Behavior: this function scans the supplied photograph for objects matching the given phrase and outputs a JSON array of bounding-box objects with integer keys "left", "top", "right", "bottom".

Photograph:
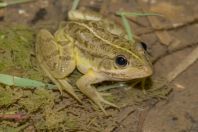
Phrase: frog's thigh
[
  {"left": 36, "top": 29, "right": 80, "bottom": 102},
  {"left": 76, "top": 69, "right": 118, "bottom": 114},
  {"left": 36, "top": 29, "right": 75, "bottom": 77}
]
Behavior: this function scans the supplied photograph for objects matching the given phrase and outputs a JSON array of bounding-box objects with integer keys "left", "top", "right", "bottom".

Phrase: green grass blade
[
  {"left": 71, "top": 0, "right": 80, "bottom": 10},
  {"left": 0, "top": 0, "right": 34, "bottom": 8},
  {"left": 0, "top": 2, "right": 7, "bottom": 8},
  {"left": 116, "top": 11, "right": 162, "bottom": 42},
  {"left": 0, "top": 74, "right": 55, "bottom": 89},
  {"left": 121, "top": 15, "right": 134, "bottom": 42},
  {"left": 116, "top": 11, "right": 162, "bottom": 17},
  {"left": 98, "top": 82, "right": 128, "bottom": 91}
]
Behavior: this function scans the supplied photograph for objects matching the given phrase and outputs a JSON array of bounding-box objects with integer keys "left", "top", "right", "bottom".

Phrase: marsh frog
[{"left": 35, "top": 9, "right": 153, "bottom": 114}]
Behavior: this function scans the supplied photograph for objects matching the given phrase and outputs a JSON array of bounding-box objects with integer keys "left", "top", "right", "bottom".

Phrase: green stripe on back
[{"left": 70, "top": 21, "right": 142, "bottom": 62}]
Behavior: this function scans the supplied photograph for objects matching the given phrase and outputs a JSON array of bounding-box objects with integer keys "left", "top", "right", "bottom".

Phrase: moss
[
  {"left": 0, "top": 88, "right": 14, "bottom": 107},
  {"left": 0, "top": 25, "right": 43, "bottom": 80},
  {"left": 0, "top": 26, "right": 33, "bottom": 68},
  {"left": 105, "top": 94, "right": 117, "bottom": 103},
  {"left": 34, "top": 107, "right": 77, "bottom": 131},
  {"left": 18, "top": 88, "right": 55, "bottom": 113},
  {"left": 0, "top": 123, "right": 29, "bottom": 132},
  {"left": 0, "top": 86, "right": 23, "bottom": 107}
]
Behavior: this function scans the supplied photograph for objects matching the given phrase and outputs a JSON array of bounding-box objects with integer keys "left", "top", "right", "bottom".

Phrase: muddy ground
[{"left": 0, "top": 0, "right": 197, "bottom": 132}]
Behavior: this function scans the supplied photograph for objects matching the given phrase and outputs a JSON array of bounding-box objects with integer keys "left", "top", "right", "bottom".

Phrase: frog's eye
[
  {"left": 140, "top": 42, "right": 147, "bottom": 51},
  {"left": 115, "top": 55, "right": 128, "bottom": 67}
]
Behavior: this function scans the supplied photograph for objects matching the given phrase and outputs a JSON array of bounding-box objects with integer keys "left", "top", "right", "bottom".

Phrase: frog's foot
[
  {"left": 78, "top": 84, "right": 118, "bottom": 115},
  {"left": 58, "top": 79, "right": 82, "bottom": 103},
  {"left": 76, "top": 70, "right": 119, "bottom": 115},
  {"left": 36, "top": 55, "right": 81, "bottom": 103},
  {"left": 93, "top": 91, "right": 119, "bottom": 114}
]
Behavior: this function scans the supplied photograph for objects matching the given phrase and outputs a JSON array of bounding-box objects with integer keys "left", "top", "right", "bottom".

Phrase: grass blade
[
  {"left": 0, "top": 0, "right": 34, "bottom": 8},
  {"left": 116, "top": 11, "right": 162, "bottom": 17},
  {"left": 71, "top": 0, "right": 80, "bottom": 10},
  {"left": 121, "top": 15, "right": 134, "bottom": 42},
  {"left": 0, "top": 74, "right": 55, "bottom": 89}
]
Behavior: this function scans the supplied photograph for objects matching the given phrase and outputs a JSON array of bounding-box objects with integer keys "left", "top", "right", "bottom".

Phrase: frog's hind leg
[
  {"left": 76, "top": 69, "right": 119, "bottom": 115},
  {"left": 36, "top": 29, "right": 81, "bottom": 103}
]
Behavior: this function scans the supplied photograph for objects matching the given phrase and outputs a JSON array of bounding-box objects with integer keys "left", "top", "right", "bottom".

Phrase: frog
[{"left": 35, "top": 8, "right": 153, "bottom": 115}]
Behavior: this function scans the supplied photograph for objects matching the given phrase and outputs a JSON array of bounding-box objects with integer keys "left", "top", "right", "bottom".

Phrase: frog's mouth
[{"left": 103, "top": 66, "right": 153, "bottom": 81}]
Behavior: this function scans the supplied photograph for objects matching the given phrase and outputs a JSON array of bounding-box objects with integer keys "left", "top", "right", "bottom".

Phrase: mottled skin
[{"left": 36, "top": 9, "right": 153, "bottom": 114}]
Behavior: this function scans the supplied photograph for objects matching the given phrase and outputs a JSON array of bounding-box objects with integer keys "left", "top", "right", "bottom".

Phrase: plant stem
[{"left": 0, "top": 0, "right": 33, "bottom": 8}]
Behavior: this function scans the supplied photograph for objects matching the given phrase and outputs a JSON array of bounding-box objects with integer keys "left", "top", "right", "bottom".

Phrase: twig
[
  {"left": 137, "top": 107, "right": 150, "bottom": 132},
  {"left": 0, "top": 113, "right": 29, "bottom": 121},
  {"left": 0, "top": 0, "right": 33, "bottom": 8},
  {"left": 138, "top": 17, "right": 198, "bottom": 35},
  {"left": 153, "top": 42, "right": 197, "bottom": 64},
  {"left": 166, "top": 46, "right": 198, "bottom": 83},
  {"left": 149, "top": 45, "right": 198, "bottom": 93}
]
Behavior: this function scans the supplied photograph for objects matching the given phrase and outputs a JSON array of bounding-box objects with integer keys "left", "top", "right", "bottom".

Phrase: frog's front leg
[{"left": 76, "top": 69, "right": 118, "bottom": 115}]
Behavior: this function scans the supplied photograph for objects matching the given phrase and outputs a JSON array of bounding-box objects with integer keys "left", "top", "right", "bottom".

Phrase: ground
[{"left": 0, "top": 0, "right": 197, "bottom": 132}]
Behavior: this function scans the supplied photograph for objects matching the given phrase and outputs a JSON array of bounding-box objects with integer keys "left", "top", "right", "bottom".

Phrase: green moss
[
  {"left": 19, "top": 88, "right": 55, "bottom": 113},
  {"left": 0, "top": 123, "right": 29, "bottom": 132},
  {"left": 0, "top": 88, "right": 14, "bottom": 107},
  {"left": 0, "top": 86, "right": 22, "bottom": 107},
  {"left": 105, "top": 94, "right": 117, "bottom": 103},
  {"left": 34, "top": 107, "right": 77, "bottom": 131},
  {"left": 0, "top": 25, "right": 43, "bottom": 80},
  {"left": 64, "top": 118, "right": 77, "bottom": 129},
  {"left": 0, "top": 26, "right": 33, "bottom": 68}
]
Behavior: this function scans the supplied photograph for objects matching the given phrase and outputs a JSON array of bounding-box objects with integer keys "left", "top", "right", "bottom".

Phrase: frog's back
[
  {"left": 62, "top": 20, "right": 149, "bottom": 75},
  {"left": 63, "top": 20, "right": 140, "bottom": 59}
]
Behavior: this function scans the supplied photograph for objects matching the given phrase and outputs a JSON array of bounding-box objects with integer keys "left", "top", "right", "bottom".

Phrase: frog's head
[{"left": 101, "top": 41, "right": 153, "bottom": 81}]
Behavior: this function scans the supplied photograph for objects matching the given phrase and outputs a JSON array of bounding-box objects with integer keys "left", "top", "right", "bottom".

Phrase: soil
[{"left": 0, "top": 0, "right": 197, "bottom": 132}]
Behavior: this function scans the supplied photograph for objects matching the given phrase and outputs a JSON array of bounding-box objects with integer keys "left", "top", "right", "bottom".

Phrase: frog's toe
[
  {"left": 62, "top": 86, "right": 82, "bottom": 103},
  {"left": 76, "top": 70, "right": 119, "bottom": 115},
  {"left": 58, "top": 79, "right": 82, "bottom": 103},
  {"left": 57, "top": 86, "right": 63, "bottom": 95},
  {"left": 92, "top": 92, "right": 119, "bottom": 115}
]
